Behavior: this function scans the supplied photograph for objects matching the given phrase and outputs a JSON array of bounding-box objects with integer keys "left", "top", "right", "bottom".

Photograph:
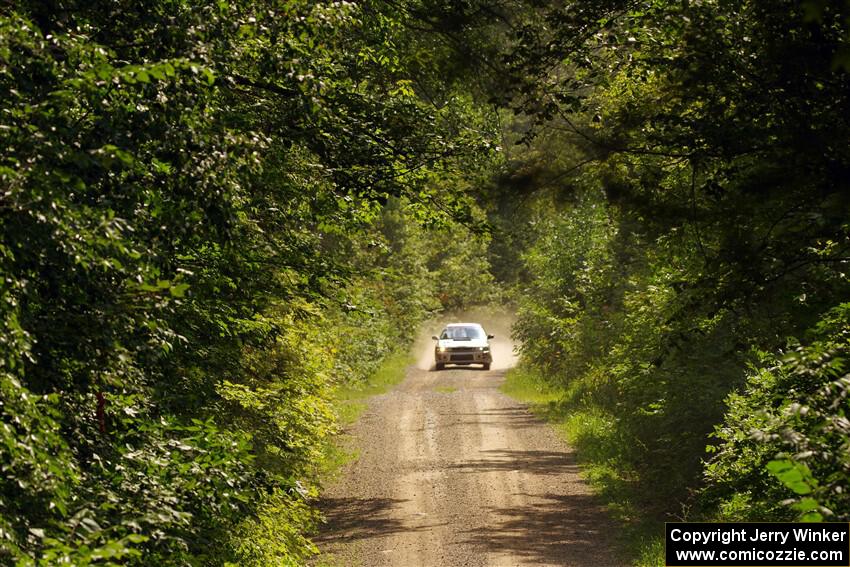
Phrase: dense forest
[{"left": 2, "top": 0, "right": 849, "bottom": 565}]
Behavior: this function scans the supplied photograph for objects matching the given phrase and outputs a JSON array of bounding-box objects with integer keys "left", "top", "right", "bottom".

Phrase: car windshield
[{"left": 440, "top": 326, "right": 485, "bottom": 340}]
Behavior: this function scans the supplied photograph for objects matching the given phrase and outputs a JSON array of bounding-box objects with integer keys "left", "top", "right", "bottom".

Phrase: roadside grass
[
  {"left": 311, "top": 349, "right": 413, "bottom": 567},
  {"left": 501, "top": 365, "right": 665, "bottom": 566},
  {"left": 315, "top": 348, "right": 413, "bottom": 482},
  {"left": 334, "top": 349, "right": 414, "bottom": 425}
]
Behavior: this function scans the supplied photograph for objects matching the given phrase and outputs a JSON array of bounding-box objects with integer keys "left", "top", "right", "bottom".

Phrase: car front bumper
[{"left": 435, "top": 349, "right": 492, "bottom": 365}]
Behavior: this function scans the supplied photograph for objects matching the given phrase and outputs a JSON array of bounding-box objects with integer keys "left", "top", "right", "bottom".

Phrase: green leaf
[
  {"left": 169, "top": 283, "right": 190, "bottom": 298},
  {"left": 767, "top": 460, "right": 817, "bottom": 495},
  {"left": 792, "top": 497, "right": 820, "bottom": 513}
]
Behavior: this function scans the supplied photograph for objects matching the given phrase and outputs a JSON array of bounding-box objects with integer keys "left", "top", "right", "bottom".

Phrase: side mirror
[
  {"left": 432, "top": 335, "right": 439, "bottom": 341},
  {"left": 487, "top": 334, "right": 494, "bottom": 339}
]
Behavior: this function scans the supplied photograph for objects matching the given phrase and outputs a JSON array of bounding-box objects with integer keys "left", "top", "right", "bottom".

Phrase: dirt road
[{"left": 316, "top": 313, "right": 621, "bottom": 566}]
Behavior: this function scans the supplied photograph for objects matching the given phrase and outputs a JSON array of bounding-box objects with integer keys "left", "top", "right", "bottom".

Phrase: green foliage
[
  {"left": 1, "top": 1, "right": 499, "bottom": 564},
  {"left": 231, "top": 489, "right": 320, "bottom": 567},
  {"left": 332, "top": 349, "right": 415, "bottom": 426},
  {"left": 705, "top": 304, "right": 850, "bottom": 523},
  {"left": 484, "top": 0, "right": 850, "bottom": 560},
  {"left": 7, "top": 0, "right": 849, "bottom": 563}
]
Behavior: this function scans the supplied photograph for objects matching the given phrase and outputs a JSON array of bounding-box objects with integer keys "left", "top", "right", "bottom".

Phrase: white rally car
[{"left": 432, "top": 323, "right": 493, "bottom": 371}]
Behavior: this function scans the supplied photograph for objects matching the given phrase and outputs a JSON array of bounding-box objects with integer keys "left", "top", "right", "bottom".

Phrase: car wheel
[
  {"left": 435, "top": 362, "right": 445, "bottom": 371},
  {"left": 483, "top": 363, "right": 491, "bottom": 371}
]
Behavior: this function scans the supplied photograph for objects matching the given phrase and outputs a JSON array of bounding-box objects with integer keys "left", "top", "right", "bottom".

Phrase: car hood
[{"left": 437, "top": 339, "right": 489, "bottom": 348}]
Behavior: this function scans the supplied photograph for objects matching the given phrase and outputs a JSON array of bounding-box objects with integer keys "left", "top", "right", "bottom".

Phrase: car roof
[{"left": 445, "top": 323, "right": 484, "bottom": 327}]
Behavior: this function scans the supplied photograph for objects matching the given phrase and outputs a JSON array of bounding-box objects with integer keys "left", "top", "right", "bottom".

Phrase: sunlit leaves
[{"left": 1, "top": 0, "right": 496, "bottom": 563}]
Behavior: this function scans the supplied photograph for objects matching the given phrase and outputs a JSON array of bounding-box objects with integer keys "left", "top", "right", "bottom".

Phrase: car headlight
[
  {"left": 477, "top": 347, "right": 490, "bottom": 352},
  {"left": 438, "top": 346, "right": 447, "bottom": 353}
]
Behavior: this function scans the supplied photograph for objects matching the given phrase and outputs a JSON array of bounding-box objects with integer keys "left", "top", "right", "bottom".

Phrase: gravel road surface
[{"left": 316, "top": 313, "right": 621, "bottom": 566}]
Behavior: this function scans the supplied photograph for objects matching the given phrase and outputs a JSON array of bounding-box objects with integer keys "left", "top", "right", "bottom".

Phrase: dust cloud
[{"left": 413, "top": 306, "right": 518, "bottom": 371}]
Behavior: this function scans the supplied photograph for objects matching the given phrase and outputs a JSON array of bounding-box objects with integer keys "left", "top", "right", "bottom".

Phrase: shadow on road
[
  {"left": 445, "top": 448, "right": 582, "bottom": 476},
  {"left": 315, "top": 496, "right": 441, "bottom": 544},
  {"left": 438, "top": 405, "right": 556, "bottom": 431},
  {"left": 459, "top": 493, "right": 620, "bottom": 566}
]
